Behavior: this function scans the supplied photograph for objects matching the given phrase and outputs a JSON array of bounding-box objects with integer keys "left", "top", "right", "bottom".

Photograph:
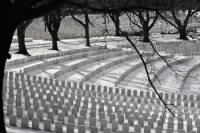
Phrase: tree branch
[
  {"left": 71, "top": 13, "right": 85, "bottom": 26},
  {"left": 124, "top": 34, "right": 176, "bottom": 118},
  {"left": 148, "top": 12, "right": 159, "bottom": 30},
  {"left": 157, "top": 11, "right": 178, "bottom": 29}
]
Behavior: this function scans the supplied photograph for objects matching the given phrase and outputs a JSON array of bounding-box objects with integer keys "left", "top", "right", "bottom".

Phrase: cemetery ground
[{"left": 4, "top": 33, "right": 200, "bottom": 133}]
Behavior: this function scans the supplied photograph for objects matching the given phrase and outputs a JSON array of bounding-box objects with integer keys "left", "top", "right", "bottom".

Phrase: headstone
[
  {"left": 100, "top": 120, "right": 107, "bottom": 130},
  {"left": 178, "top": 122, "right": 184, "bottom": 130},
  {"left": 63, "top": 107, "right": 69, "bottom": 116},
  {"left": 78, "top": 116, "right": 85, "bottom": 125},
  {"left": 21, "top": 117, "right": 29, "bottom": 128},
  {"left": 90, "top": 118, "right": 96, "bottom": 127},
  {"left": 123, "top": 123, "right": 129, "bottom": 133},
  {"left": 33, "top": 99, "right": 40, "bottom": 111},
  {"left": 118, "top": 114, "right": 124, "bottom": 124},
  {"left": 55, "top": 122, "right": 63, "bottom": 133},
  {"left": 168, "top": 122, "right": 174, "bottom": 129},
  {"left": 57, "top": 113, "right": 65, "bottom": 124},
  {"left": 138, "top": 117, "right": 145, "bottom": 127},
  {"left": 52, "top": 105, "right": 58, "bottom": 114},
  {"left": 90, "top": 127, "right": 98, "bottom": 133},
  {"left": 78, "top": 125, "right": 86, "bottom": 133},
  {"left": 44, "top": 119, "right": 51, "bottom": 132},
  {"left": 44, "top": 104, "right": 50, "bottom": 113},
  {"left": 99, "top": 112, "right": 105, "bottom": 120},
  {"left": 10, "top": 115, "right": 17, "bottom": 127},
  {"left": 6, "top": 104, "right": 13, "bottom": 116},
  {"left": 144, "top": 125, "right": 151, "bottom": 133},
  {"left": 148, "top": 118, "right": 154, "bottom": 128},
  {"left": 135, "top": 124, "right": 141, "bottom": 133},
  {"left": 37, "top": 110, "right": 43, "bottom": 121},
  {"left": 187, "top": 124, "right": 193, "bottom": 132},
  {"left": 47, "top": 112, "right": 54, "bottom": 122},
  {"left": 72, "top": 108, "right": 78, "bottom": 117},
  {"left": 16, "top": 106, "right": 23, "bottom": 118},
  {"left": 80, "top": 109, "right": 87, "bottom": 118},
  {"left": 167, "top": 128, "right": 173, "bottom": 133},
  {"left": 109, "top": 114, "right": 115, "bottom": 122},
  {"left": 104, "top": 128, "right": 111, "bottom": 133},
  {"left": 155, "top": 127, "right": 163, "bottom": 133},
  {"left": 7, "top": 98, "right": 14, "bottom": 105},
  {"left": 68, "top": 115, "right": 75, "bottom": 124},
  {"left": 90, "top": 111, "right": 96, "bottom": 118},
  {"left": 32, "top": 118, "right": 40, "bottom": 130},
  {"left": 67, "top": 123, "right": 74, "bottom": 133},
  {"left": 112, "top": 121, "right": 118, "bottom": 132},
  {"left": 16, "top": 98, "right": 22, "bottom": 107}
]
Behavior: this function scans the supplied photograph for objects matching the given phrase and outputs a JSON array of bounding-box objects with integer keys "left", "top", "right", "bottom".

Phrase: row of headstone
[
  {"left": 6, "top": 71, "right": 200, "bottom": 103},
  {"left": 115, "top": 39, "right": 200, "bottom": 56},
  {"left": 6, "top": 46, "right": 104, "bottom": 68},
  {"left": 5, "top": 71, "right": 198, "bottom": 111},
  {"left": 23, "top": 48, "right": 109, "bottom": 73},
  {"left": 5, "top": 74, "right": 200, "bottom": 112},
  {"left": 53, "top": 50, "right": 134, "bottom": 78},
  {"left": 83, "top": 54, "right": 138, "bottom": 81},
  {"left": 6, "top": 88, "right": 199, "bottom": 127},
  {"left": 9, "top": 83, "right": 200, "bottom": 115},
  {"left": 7, "top": 113, "right": 200, "bottom": 133}
]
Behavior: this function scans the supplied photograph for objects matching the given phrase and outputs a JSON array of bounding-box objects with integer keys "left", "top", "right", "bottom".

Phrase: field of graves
[{"left": 5, "top": 14, "right": 200, "bottom": 133}]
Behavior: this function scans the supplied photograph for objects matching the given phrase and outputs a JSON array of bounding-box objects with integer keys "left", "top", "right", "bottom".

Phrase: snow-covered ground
[
  {"left": 7, "top": 36, "right": 200, "bottom": 93},
  {"left": 5, "top": 35, "right": 200, "bottom": 133}
]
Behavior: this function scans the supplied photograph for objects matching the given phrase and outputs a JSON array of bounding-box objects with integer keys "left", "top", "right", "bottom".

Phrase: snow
[{"left": 5, "top": 35, "right": 200, "bottom": 133}]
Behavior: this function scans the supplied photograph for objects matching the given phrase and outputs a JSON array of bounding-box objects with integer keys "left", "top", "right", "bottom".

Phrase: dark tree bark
[
  {"left": 16, "top": 20, "right": 32, "bottom": 56},
  {"left": 0, "top": 20, "right": 17, "bottom": 133},
  {"left": 179, "top": 28, "right": 188, "bottom": 40},
  {"left": 84, "top": 11, "right": 90, "bottom": 47},
  {"left": 143, "top": 28, "right": 150, "bottom": 42},
  {"left": 115, "top": 16, "right": 120, "bottom": 36},
  {"left": 51, "top": 32, "right": 59, "bottom": 50}
]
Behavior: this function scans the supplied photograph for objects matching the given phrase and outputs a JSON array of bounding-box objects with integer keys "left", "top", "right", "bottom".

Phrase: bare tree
[
  {"left": 158, "top": 9, "right": 197, "bottom": 40},
  {"left": 16, "top": 20, "right": 32, "bottom": 55},
  {"left": 128, "top": 10, "right": 158, "bottom": 42},
  {"left": 109, "top": 10, "right": 121, "bottom": 36},
  {"left": 71, "top": 8, "right": 92, "bottom": 47},
  {"left": 44, "top": 9, "right": 64, "bottom": 51}
]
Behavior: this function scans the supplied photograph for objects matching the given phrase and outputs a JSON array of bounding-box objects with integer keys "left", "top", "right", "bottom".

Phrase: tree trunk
[
  {"left": 85, "top": 26, "right": 90, "bottom": 47},
  {"left": 85, "top": 14, "right": 90, "bottom": 47},
  {"left": 50, "top": 32, "right": 59, "bottom": 51},
  {"left": 143, "top": 29, "right": 150, "bottom": 42},
  {"left": 0, "top": 22, "right": 17, "bottom": 133},
  {"left": 16, "top": 28, "right": 30, "bottom": 56},
  {"left": 115, "top": 13, "right": 120, "bottom": 36},
  {"left": 179, "top": 28, "right": 188, "bottom": 40}
]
